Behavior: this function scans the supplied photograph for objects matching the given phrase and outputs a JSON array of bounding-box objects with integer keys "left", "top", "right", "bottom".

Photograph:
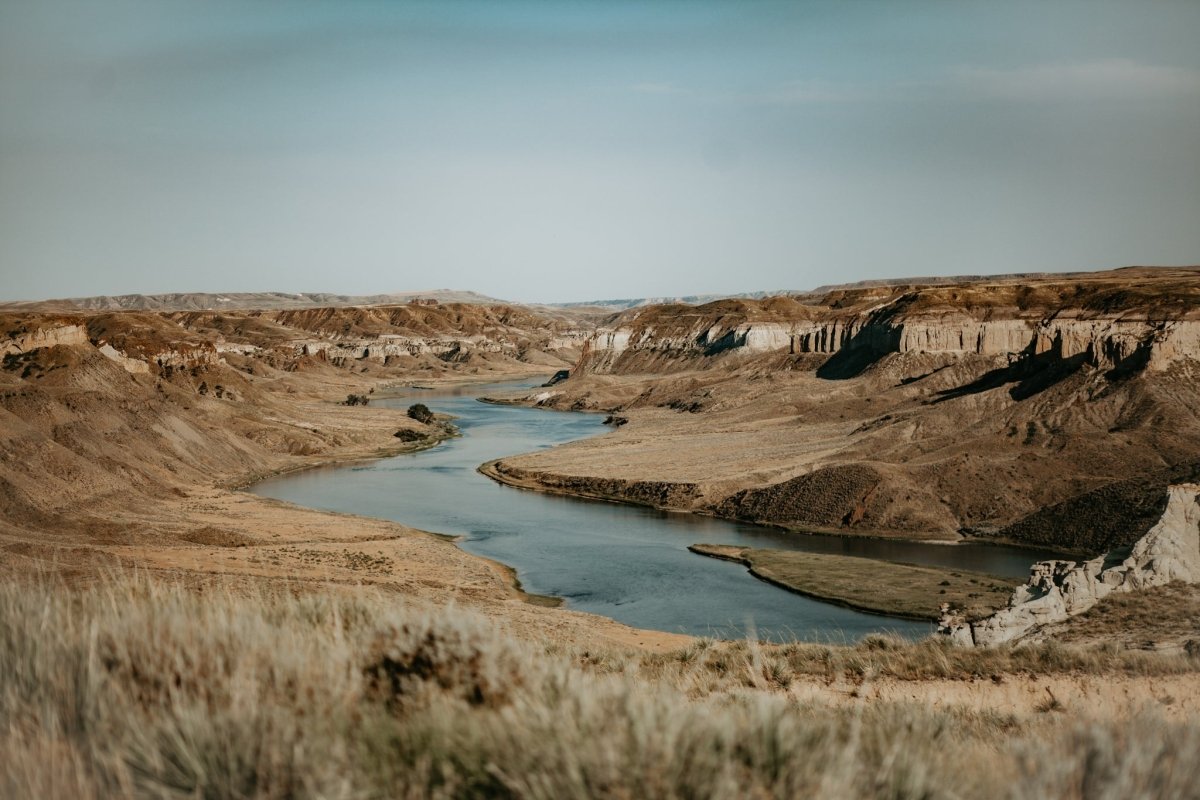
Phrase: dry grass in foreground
[{"left": 2, "top": 573, "right": 1200, "bottom": 799}]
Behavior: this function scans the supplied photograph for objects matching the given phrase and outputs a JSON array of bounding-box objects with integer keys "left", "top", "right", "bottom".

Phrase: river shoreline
[
  {"left": 0, "top": 361, "right": 685, "bottom": 651},
  {"left": 479, "top": 457, "right": 1077, "bottom": 558},
  {"left": 689, "top": 545, "right": 934, "bottom": 621},
  {"left": 222, "top": 374, "right": 579, "bottom": 612},
  {"left": 688, "top": 544, "right": 1018, "bottom": 622},
  {"left": 225, "top": 371, "right": 551, "bottom": 491},
  {"left": 226, "top": 419, "right": 459, "bottom": 491},
  {"left": 250, "top": 380, "right": 1057, "bottom": 639}
]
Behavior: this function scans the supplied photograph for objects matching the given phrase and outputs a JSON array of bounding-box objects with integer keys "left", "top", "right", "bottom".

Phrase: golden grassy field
[{"left": 3, "top": 572, "right": 1200, "bottom": 799}]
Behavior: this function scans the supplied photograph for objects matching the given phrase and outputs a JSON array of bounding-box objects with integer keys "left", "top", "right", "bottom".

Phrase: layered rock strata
[
  {"left": 940, "top": 484, "right": 1200, "bottom": 646},
  {"left": 295, "top": 335, "right": 516, "bottom": 365},
  {"left": 2, "top": 303, "right": 583, "bottom": 382},
  {"left": 584, "top": 315, "right": 1200, "bottom": 374},
  {"left": 576, "top": 277, "right": 1200, "bottom": 377},
  {"left": 0, "top": 323, "right": 90, "bottom": 354}
]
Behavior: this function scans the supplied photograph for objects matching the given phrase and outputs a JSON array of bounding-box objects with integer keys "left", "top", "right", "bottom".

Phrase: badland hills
[
  {"left": 6, "top": 266, "right": 1200, "bottom": 797},
  {"left": 5, "top": 266, "right": 1199, "bottom": 570}
]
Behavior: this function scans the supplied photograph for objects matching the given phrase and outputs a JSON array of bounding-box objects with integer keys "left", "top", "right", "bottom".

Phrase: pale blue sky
[{"left": 2, "top": 0, "right": 1198, "bottom": 302}]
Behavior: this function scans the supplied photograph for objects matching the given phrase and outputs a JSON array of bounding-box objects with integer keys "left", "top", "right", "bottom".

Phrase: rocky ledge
[
  {"left": 939, "top": 484, "right": 1200, "bottom": 646},
  {"left": 573, "top": 271, "right": 1200, "bottom": 378}
]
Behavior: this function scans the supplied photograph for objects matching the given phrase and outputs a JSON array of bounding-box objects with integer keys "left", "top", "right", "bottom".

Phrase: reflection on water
[{"left": 249, "top": 379, "right": 1053, "bottom": 642}]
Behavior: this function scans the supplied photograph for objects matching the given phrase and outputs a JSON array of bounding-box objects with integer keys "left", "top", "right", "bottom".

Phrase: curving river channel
[{"left": 250, "top": 379, "right": 1058, "bottom": 642}]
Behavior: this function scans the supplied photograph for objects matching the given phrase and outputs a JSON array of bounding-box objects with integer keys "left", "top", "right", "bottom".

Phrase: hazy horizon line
[{"left": 5, "top": 262, "right": 1198, "bottom": 308}]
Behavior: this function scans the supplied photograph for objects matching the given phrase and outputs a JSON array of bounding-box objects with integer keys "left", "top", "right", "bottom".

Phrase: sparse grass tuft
[{"left": 364, "top": 612, "right": 530, "bottom": 707}]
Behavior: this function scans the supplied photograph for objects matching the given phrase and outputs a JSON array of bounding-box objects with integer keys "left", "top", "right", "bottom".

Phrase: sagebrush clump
[{"left": 408, "top": 403, "right": 434, "bottom": 424}]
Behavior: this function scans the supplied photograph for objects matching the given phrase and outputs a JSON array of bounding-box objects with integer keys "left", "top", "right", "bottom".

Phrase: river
[{"left": 249, "top": 379, "right": 1057, "bottom": 642}]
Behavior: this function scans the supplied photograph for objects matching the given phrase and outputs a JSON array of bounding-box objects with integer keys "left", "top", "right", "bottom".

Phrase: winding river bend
[{"left": 250, "top": 379, "right": 1057, "bottom": 642}]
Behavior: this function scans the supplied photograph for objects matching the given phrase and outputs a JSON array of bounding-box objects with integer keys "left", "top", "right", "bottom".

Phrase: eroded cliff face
[
  {"left": 576, "top": 274, "right": 1200, "bottom": 378},
  {"left": 1, "top": 317, "right": 213, "bottom": 376},
  {"left": 2, "top": 303, "right": 582, "bottom": 393},
  {"left": 0, "top": 323, "right": 90, "bottom": 355},
  {"left": 167, "top": 304, "right": 588, "bottom": 372},
  {"left": 940, "top": 484, "right": 1200, "bottom": 647},
  {"left": 0, "top": 304, "right": 585, "bottom": 388}
]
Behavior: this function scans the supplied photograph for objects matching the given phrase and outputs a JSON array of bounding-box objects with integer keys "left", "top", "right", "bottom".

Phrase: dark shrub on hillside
[
  {"left": 407, "top": 403, "right": 434, "bottom": 424},
  {"left": 714, "top": 464, "right": 882, "bottom": 528}
]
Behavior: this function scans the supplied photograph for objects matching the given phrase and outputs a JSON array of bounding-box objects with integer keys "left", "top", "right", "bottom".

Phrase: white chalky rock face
[
  {"left": 293, "top": 335, "right": 518, "bottom": 364},
  {"left": 884, "top": 317, "right": 1004, "bottom": 355},
  {"left": 578, "top": 302, "right": 1200, "bottom": 375},
  {"left": 97, "top": 343, "right": 151, "bottom": 374},
  {"left": 737, "top": 324, "right": 793, "bottom": 352},
  {"left": 3, "top": 322, "right": 232, "bottom": 374},
  {"left": 1150, "top": 321, "right": 1200, "bottom": 370},
  {"left": 0, "top": 324, "right": 90, "bottom": 356},
  {"left": 939, "top": 484, "right": 1200, "bottom": 647},
  {"left": 214, "top": 342, "right": 261, "bottom": 355},
  {"left": 601, "top": 330, "right": 631, "bottom": 353}
]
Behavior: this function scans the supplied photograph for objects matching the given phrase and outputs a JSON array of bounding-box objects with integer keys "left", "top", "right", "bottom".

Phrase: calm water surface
[{"left": 250, "top": 379, "right": 1056, "bottom": 642}]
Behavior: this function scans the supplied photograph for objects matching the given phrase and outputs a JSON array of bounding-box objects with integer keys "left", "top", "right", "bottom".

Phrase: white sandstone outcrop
[
  {"left": 595, "top": 329, "right": 631, "bottom": 353},
  {"left": 579, "top": 299, "right": 1200, "bottom": 375},
  {"left": 294, "top": 334, "right": 518, "bottom": 365},
  {"left": 939, "top": 484, "right": 1200, "bottom": 646},
  {"left": 1148, "top": 321, "right": 1200, "bottom": 370},
  {"left": 896, "top": 318, "right": 1034, "bottom": 356},
  {"left": 97, "top": 343, "right": 151, "bottom": 374},
  {"left": 214, "top": 342, "right": 262, "bottom": 356},
  {"left": 736, "top": 323, "right": 793, "bottom": 352},
  {"left": 1, "top": 324, "right": 90, "bottom": 356},
  {"left": 0, "top": 323, "right": 218, "bottom": 374},
  {"left": 149, "top": 345, "right": 220, "bottom": 369}
]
